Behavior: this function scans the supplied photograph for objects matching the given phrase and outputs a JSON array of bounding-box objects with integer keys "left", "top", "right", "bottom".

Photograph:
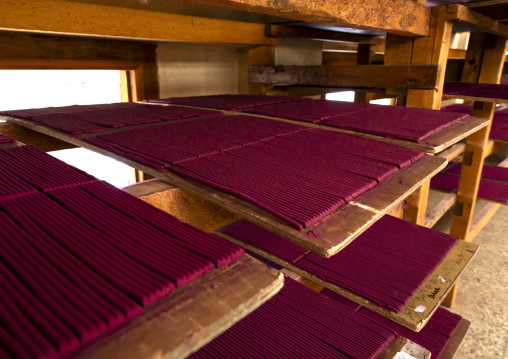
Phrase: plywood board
[
  {"left": 213, "top": 227, "right": 479, "bottom": 332},
  {"left": 77, "top": 255, "right": 283, "bottom": 359}
]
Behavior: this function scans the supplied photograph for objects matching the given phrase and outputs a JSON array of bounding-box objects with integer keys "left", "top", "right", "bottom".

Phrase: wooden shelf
[
  {"left": 377, "top": 338, "right": 431, "bottom": 359},
  {"left": 447, "top": 4, "right": 508, "bottom": 39},
  {"left": 76, "top": 255, "right": 283, "bottom": 359},
  {"left": 2, "top": 114, "right": 447, "bottom": 257},
  {"left": 213, "top": 226, "right": 479, "bottom": 332}
]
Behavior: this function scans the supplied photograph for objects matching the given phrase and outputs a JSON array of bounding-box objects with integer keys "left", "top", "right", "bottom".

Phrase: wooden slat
[
  {"left": 442, "top": 92, "right": 508, "bottom": 103},
  {"left": 123, "top": 180, "right": 240, "bottom": 232},
  {"left": 265, "top": 25, "right": 381, "bottom": 44},
  {"left": 437, "top": 142, "right": 466, "bottom": 161},
  {"left": 213, "top": 227, "right": 479, "bottom": 332},
  {"left": 425, "top": 192, "right": 457, "bottom": 228},
  {"left": 2, "top": 114, "right": 447, "bottom": 257},
  {"left": 77, "top": 255, "right": 283, "bottom": 359},
  {"left": 0, "top": 122, "right": 75, "bottom": 152},
  {"left": 440, "top": 318, "right": 472, "bottom": 359},
  {"left": 0, "top": 0, "right": 274, "bottom": 46},
  {"left": 447, "top": 4, "right": 508, "bottom": 39},
  {"left": 181, "top": 0, "right": 430, "bottom": 36},
  {"left": 248, "top": 65, "right": 439, "bottom": 89}
]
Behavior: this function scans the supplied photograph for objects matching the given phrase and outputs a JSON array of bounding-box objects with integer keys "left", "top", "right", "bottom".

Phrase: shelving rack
[{"left": 2, "top": 0, "right": 504, "bottom": 357}]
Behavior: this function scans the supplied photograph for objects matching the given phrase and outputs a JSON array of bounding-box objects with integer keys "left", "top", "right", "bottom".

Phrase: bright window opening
[{"left": 1, "top": 70, "right": 132, "bottom": 188}]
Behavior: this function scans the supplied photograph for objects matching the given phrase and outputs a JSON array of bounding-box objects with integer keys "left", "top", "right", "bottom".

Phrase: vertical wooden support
[
  {"left": 443, "top": 34, "right": 507, "bottom": 307},
  {"left": 384, "top": 6, "right": 452, "bottom": 225},
  {"left": 248, "top": 46, "right": 276, "bottom": 95},
  {"left": 354, "top": 44, "right": 374, "bottom": 103}
]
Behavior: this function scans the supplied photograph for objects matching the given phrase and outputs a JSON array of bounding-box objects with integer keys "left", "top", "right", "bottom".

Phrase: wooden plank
[
  {"left": 248, "top": 65, "right": 439, "bottom": 89},
  {"left": 0, "top": 0, "right": 274, "bottom": 46},
  {"left": 2, "top": 115, "right": 447, "bottom": 257},
  {"left": 436, "top": 142, "right": 466, "bottom": 161},
  {"left": 265, "top": 25, "right": 381, "bottom": 44},
  {"left": 440, "top": 318, "right": 472, "bottom": 359},
  {"left": 0, "top": 122, "right": 75, "bottom": 152},
  {"left": 266, "top": 86, "right": 389, "bottom": 98},
  {"left": 484, "top": 139, "right": 507, "bottom": 157},
  {"left": 425, "top": 192, "right": 457, "bottom": 228},
  {"left": 77, "top": 255, "right": 283, "bottom": 359},
  {"left": 123, "top": 180, "right": 240, "bottom": 232},
  {"left": 181, "top": 0, "right": 430, "bottom": 36},
  {"left": 213, "top": 228, "right": 479, "bottom": 332},
  {"left": 447, "top": 4, "right": 508, "bottom": 39}
]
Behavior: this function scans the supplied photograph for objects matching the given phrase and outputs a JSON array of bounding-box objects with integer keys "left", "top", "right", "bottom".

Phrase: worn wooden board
[
  {"left": 77, "top": 255, "right": 283, "bottom": 359},
  {"left": 213, "top": 227, "right": 479, "bottom": 332},
  {"left": 0, "top": 122, "right": 76, "bottom": 152},
  {"left": 249, "top": 65, "right": 439, "bottom": 90},
  {"left": 2, "top": 114, "right": 447, "bottom": 257},
  {"left": 181, "top": 0, "right": 430, "bottom": 36}
]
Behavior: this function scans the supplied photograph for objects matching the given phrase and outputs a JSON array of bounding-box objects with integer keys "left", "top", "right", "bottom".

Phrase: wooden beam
[
  {"left": 0, "top": 0, "right": 274, "bottom": 46},
  {"left": 425, "top": 192, "right": 457, "bottom": 228},
  {"left": 248, "top": 65, "right": 439, "bottom": 89},
  {"left": 265, "top": 25, "right": 381, "bottom": 44},
  {"left": 0, "top": 122, "right": 75, "bottom": 152},
  {"left": 182, "top": 0, "right": 430, "bottom": 36},
  {"left": 0, "top": 32, "right": 157, "bottom": 62},
  {"left": 123, "top": 180, "right": 240, "bottom": 232},
  {"left": 447, "top": 4, "right": 508, "bottom": 39},
  {"left": 0, "top": 58, "right": 141, "bottom": 70}
]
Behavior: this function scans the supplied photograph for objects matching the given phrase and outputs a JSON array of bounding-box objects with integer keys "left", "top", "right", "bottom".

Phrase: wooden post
[
  {"left": 443, "top": 34, "right": 507, "bottom": 307},
  {"left": 384, "top": 6, "right": 453, "bottom": 225}
]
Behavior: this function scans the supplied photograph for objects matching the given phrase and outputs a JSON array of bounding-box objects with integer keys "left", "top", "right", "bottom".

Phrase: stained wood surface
[
  {"left": 213, "top": 228, "right": 479, "bottom": 332},
  {"left": 123, "top": 180, "right": 240, "bottom": 232},
  {"left": 77, "top": 255, "right": 284, "bottom": 359},
  {"left": 2, "top": 114, "right": 446, "bottom": 257},
  {"left": 447, "top": 4, "right": 508, "bottom": 38},
  {"left": 0, "top": 0, "right": 274, "bottom": 46},
  {"left": 181, "top": 0, "right": 430, "bottom": 36},
  {"left": 249, "top": 65, "right": 439, "bottom": 89}
]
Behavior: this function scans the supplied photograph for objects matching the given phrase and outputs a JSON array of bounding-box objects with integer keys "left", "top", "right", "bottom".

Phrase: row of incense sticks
[
  {"left": 189, "top": 278, "right": 463, "bottom": 359},
  {"left": 430, "top": 163, "right": 508, "bottom": 203},
  {"left": 87, "top": 116, "right": 423, "bottom": 230},
  {"left": 443, "top": 82, "right": 508, "bottom": 101},
  {"left": 0, "top": 102, "right": 219, "bottom": 134},
  {"left": 0, "top": 145, "right": 243, "bottom": 359},
  {"left": 152, "top": 95, "right": 467, "bottom": 143},
  {"left": 223, "top": 215, "right": 459, "bottom": 312}
]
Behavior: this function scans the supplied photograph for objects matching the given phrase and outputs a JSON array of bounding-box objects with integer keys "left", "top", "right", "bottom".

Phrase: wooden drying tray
[
  {"left": 2, "top": 114, "right": 447, "bottom": 257},
  {"left": 142, "top": 103, "right": 490, "bottom": 155},
  {"left": 213, "top": 223, "right": 479, "bottom": 332},
  {"left": 75, "top": 255, "right": 283, "bottom": 359},
  {"left": 440, "top": 318, "right": 472, "bottom": 359}
]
